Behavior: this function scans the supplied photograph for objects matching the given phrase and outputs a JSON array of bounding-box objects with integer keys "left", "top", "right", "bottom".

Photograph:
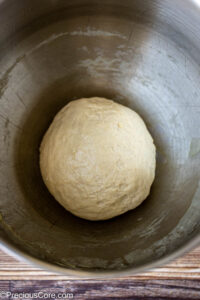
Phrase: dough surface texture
[{"left": 40, "top": 97, "right": 156, "bottom": 220}]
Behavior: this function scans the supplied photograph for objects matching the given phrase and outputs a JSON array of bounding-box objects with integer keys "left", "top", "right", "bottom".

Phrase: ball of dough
[{"left": 40, "top": 97, "right": 156, "bottom": 221}]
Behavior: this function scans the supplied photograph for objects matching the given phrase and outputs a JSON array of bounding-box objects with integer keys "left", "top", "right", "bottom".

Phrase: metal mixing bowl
[{"left": 0, "top": 0, "right": 200, "bottom": 277}]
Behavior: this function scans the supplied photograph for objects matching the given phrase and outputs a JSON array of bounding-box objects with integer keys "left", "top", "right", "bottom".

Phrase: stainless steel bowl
[{"left": 0, "top": 0, "right": 200, "bottom": 277}]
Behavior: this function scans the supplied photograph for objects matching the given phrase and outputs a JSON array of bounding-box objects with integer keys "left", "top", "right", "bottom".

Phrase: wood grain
[
  {"left": 0, "top": 247, "right": 200, "bottom": 299},
  {"left": 0, "top": 279, "right": 200, "bottom": 299}
]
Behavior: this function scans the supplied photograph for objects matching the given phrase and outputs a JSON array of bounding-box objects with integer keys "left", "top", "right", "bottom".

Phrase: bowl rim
[
  {"left": 0, "top": 0, "right": 200, "bottom": 278},
  {"left": 0, "top": 232, "right": 199, "bottom": 278}
]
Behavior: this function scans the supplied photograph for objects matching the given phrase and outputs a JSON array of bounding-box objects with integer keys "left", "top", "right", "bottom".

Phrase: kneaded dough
[{"left": 40, "top": 97, "right": 156, "bottom": 221}]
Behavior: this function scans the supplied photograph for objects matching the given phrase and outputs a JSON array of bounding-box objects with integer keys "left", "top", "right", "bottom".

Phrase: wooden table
[{"left": 0, "top": 246, "right": 200, "bottom": 299}]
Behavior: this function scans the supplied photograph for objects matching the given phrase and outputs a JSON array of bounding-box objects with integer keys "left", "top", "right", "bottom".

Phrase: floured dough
[{"left": 40, "top": 97, "right": 156, "bottom": 220}]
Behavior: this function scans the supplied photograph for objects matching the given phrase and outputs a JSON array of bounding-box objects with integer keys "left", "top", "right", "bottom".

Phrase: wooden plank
[
  {"left": 0, "top": 279, "right": 199, "bottom": 299},
  {"left": 0, "top": 247, "right": 200, "bottom": 299}
]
